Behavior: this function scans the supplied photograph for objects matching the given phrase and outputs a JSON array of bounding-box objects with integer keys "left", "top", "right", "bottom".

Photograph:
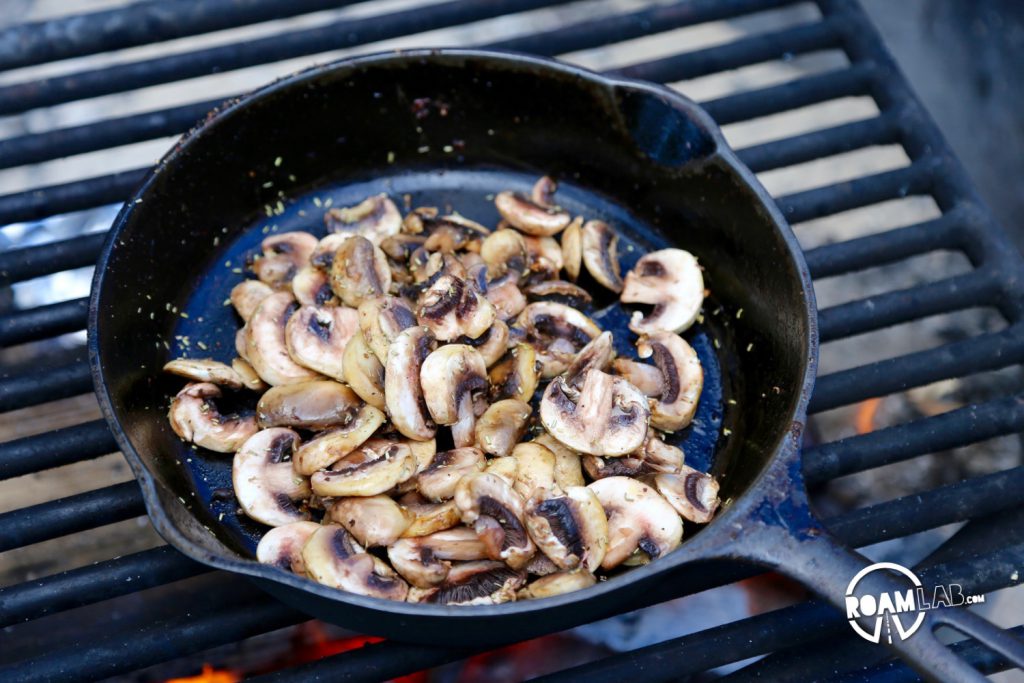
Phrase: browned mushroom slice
[
  {"left": 399, "top": 497, "right": 462, "bottom": 537},
  {"left": 311, "top": 441, "right": 416, "bottom": 497},
  {"left": 235, "top": 327, "right": 250, "bottom": 361},
  {"left": 232, "top": 357, "right": 268, "bottom": 391},
  {"left": 388, "top": 526, "right": 489, "bottom": 588},
  {"left": 454, "top": 472, "right": 536, "bottom": 569},
  {"left": 324, "top": 193, "right": 402, "bottom": 245},
  {"left": 420, "top": 344, "right": 489, "bottom": 447},
  {"left": 581, "top": 454, "right": 646, "bottom": 480},
  {"left": 479, "top": 270, "right": 527, "bottom": 321},
  {"left": 637, "top": 332, "right": 703, "bottom": 432},
  {"left": 654, "top": 468, "right": 721, "bottom": 524},
  {"left": 163, "top": 358, "right": 246, "bottom": 390},
  {"left": 230, "top": 280, "right": 275, "bottom": 322},
  {"left": 257, "top": 380, "right": 361, "bottom": 430},
  {"left": 292, "top": 265, "right": 337, "bottom": 306},
  {"left": 329, "top": 235, "right": 393, "bottom": 307},
  {"left": 581, "top": 220, "right": 623, "bottom": 292},
  {"left": 292, "top": 404, "right": 386, "bottom": 475},
  {"left": 245, "top": 292, "right": 323, "bottom": 386},
  {"left": 232, "top": 428, "right": 311, "bottom": 527},
  {"left": 256, "top": 520, "right": 320, "bottom": 574},
  {"left": 310, "top": 233, "right": 349, "bottom": 270},
  {"left": 384, "top": 326, "right": 437, "bottom": 441},
  {"left": 380, "top": 233, "right": 428, "bottom": 262},
  {"left": 510, "top": 442, "right": 557, "bottom": 500},
  {"left": 302, "top": 524, "right": 409, "bottom": 601},
  {"left": 560, "top": 217, "right": 583, "bottom": 282},
  {"left": 621, "top": 248, "right": 705, "bottom": 334},
  {"left": 251, "top": 232, "right": 318, "bottom": 288},
  {"left": 525, "top": 279, "right": 592, "bottom": 309},
  {"left": 523, "top": 235, "right": 564, "bottom": 282},
  {"left": 532, "top": 433, "right": 585, "bottom": 489},
  {"left": 284, "top": 305, "right": 359, "bottom": 381},
  {"left": 407, "top": 560, "right": 525, "bottom": 605},
  {"left": 168, "top": 382, "right": 258, "bottom": 453},
  {"left": 357, "top": 295, "right": 418, "bottom": 364},
  {"left": 417, "top": 274, "right": 495, "bottom": 341},
  {"left": 458, "top": 318, "right": 509, "bottom": 368},
  {"left": 475, "top": 399, "right": 531, "bottom": 457},
  {"left": 563, "top": 330, "right": 615, "bottom": 388},
  {"left": 640, "top": 433, "right": 685, "bottom": 474},
  {"left": 409, "top": 250, "right": 467, "bottom": 289},
  {"left": 495, "top": 191, "right": 571, "bottom": 236},
  {"left": 415, "top": 447, "right": 486, "bottom": 501},
  {"left": 525, "top": 552, "right": 560, "bottom": 577},
  {"left": 489, "top": 343, "right": 541, "bottom": 402},
  {"left": 515, "top": 302, "right": 600, "bottom": 378},
  {"left": 517, "top": 569, "right": 596, "bottom": 600},
  {"left": 587, "top": 476, "right": 682, "bottom": 569},
  {"left": 421, "top": 213, "right": 491, "bottom": 252},
  {"left": 540, "top": 369, "right": 649, "bottom": 456},
  {"left": 611, "top": 358, "right": 664, "bottom": 396},
  {"left": 342, "top": 330, "right": 386, "bottom": 410},
  {"left": 327, "top": 495, "right": 412, "bottom": 547},
  {"left": 480, "top": 228, "right": 529, "bottom": 277},
  {"left": 402, "top": 206, "right": 439, "bottom": 234},
  {"left": 530, "top": 175, "right": 558, "bottom": 208}
]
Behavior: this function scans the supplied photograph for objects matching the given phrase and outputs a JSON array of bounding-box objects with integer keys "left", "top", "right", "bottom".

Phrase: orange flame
[
  {"left": 165, "top": 664, "right": 239, "bottom": 683},
  {"left": 855, "top": 397, "right": 883, "bottom": 435}
]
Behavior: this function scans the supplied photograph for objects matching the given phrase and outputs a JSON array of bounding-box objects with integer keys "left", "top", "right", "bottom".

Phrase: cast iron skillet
[{"left": 88, "top": 49, "right": 1022, "bottom": 680}]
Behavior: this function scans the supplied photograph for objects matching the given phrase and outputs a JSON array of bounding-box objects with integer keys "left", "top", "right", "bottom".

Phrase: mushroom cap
[
  {"left": 488, "top": 343, "right": 540, "bottom": 402},
  {"left": 284, "top": 304, "right": 360, "bottom": 381},
  {"left": 292, "top": 404, "right": 386, "bottom": 475},
  {"left": 532, "top": 433, "right": 585, "bottom": 489},
  {"left": 415, "top": 447, "right": 486, "bottom": 502},
  {"left": 407, "top": 560, "right": 525, "bottom": 605},
  {"left": 387, "top": 526, "right": 488, "bottom": 588},
  {"left": 454, "top": 472, "right": 536, "bottom": 569},
  {"left": 420, "top": 344, "right": 488, "bottom": 447},
  {"left": 230, "top": 280, "right": 274, "bottom": 322},
  {"left": 480, "top": 228, "right": 529, "bottom": 277},
  {"left": 560, "top": 217, "right": 583, "bottom": 282},
  {"left": 357, "top": 295, "right": 418, "bottom": 364},
  {"left": 232, "top": 428, "right": 312, "bottom": 527},
  {"left": 324, "top": 194, "right": 402, "bottom": 245},
  {"left": 621, "top": 248, "right": 705, "bottom": 334},
  {"left": 531, "top": 176, "right": 559, "bottom": 208},
  {"left": 416, "top": 274, "right": 495, "bottom": 341},
  {"left": 517, "top": 569, "right": 596, "bottom": 600},
  {"left": 475, "top": 399, "right": 532, "bottom": 457},
  {"left": 587, "top": 476, "right": 683, "bottom": 569},
  {"left": 302, "top": 524, "right": 409, "bottom": 600},
  {"left": 168, "top": 382, "right": 258, "bottom": 453},
  {"left": 292, "top": 265, "right": 337, "bottom": 306},
  {"left": 384, "top": 326, "right": 437, "bottom": 441},
  {"left": 654, "top": 468, "right": 721, "bottom": 524},
  {"left": 245, "top": 292, "right": 324, "bottom": 386},
  {"left": 328, "top": 494, "right": 412, "bottom": 547},
  {"left": 510, "top": 442, "right": 557, "bottom": 500},
  {"left": 637, "top": 332, "right": 704, "bottom": 432},
  {"left": 329, "top": 235, "right": 393, "bottom": 307},
  {"left": 163, "top": 358, "right": 246, "bottom": 390},
  {"left": 256, "top": 380, "right": 362, "bottom": 430},
  {"left": 495, "top": 191, "right": 571, "bottom": 237},
  {"left": 342, "top": 330, "right": 386, "bottom": 410},
  {"left": 515, "top": 302, "right": 600, "bottom": 378},
  {"left": 310, "top": 440, "right": 417, "bottom": 497},
  {"left": 524, "top": 486, "right": 608, "bottom": 572},
  {"left": 539, "top": 369, "right": 650, "bottom": 456},
  {"left": 232, "top": 357, "right": 268, "bottom": 391},
  {"left": 581, "top": 220, "right": 623, "bottom": 292},
  {"left": 252, "top": 232, "right": 318, "bottom": 288},
  {"left": 256, "top": 520, "right": 320, "bottom": 575}
]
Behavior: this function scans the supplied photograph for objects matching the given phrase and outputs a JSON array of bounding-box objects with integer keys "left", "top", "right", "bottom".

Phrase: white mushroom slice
[
  {"left": 564, "top": 330, "right": 615, "bottom": 388},
  {"left": 357, "top": 295, "right": 418, "bottom": 364},
  {"left": 232, "top": 428, "right": 311, "bottom": 527},
  {"left": 581, "top": 220, "right": 623, "bottom": 292},
  {"left": 163, "top": 358, "right": 245, "bottom": 390},
  {"left": 459, "top": 319, "right": 509, "bottom": 368},
  {"left": 168, "top": 382, "right": 258, "bottom": 453},
  {"left": 420, "top": 345, "right": 489, "bottom": 448},
  {"left": 540, "top": 369, "right": 649, "bottom": 456},
  {"left": 292, "top": 405, "right": 386, "bottom": 475},
  {"left": 284, "top": 305, "right": 360, "bottom": 381},
  {"left": 483, "top": 456, "right": 518, "bottom": 484},
  {"left": 654, "top": 468, "right": 721, "bottom": 524},
  {"left": 292, "top": 265, "right": 337, "bottom": 306},
  {"left": 480, "top": 228, "right": 529, "bottom": 277},
  {"left": 588, "top": 476, "right": 683, "bottom": 569},
  {"left": 455, "top": 472, "right": 536, "bottom": 569},
  {"left": 251, "top": 232, "right": 318, "bottom": 288},
  {"left": 480, "top": 270, "right": 527, "bottom": 321},
  {"left": 510, "top": 442, "right": 557, "bottom": 500},
  {"left": 416, "top": 274, "right": 495, "bottom": 341},
  {"left": 256, "top": 520, "right": 320, "bottom": 575},
  {"left": 489, "top": 343, "right": 540, "bottom": 402},
  {"left": 235, "top": 327, "right": 250, "bottom": 361},
  {"left": 495, "top": 191, "right": 571, "bottom": 236},
  {"left": 532, "top": 433, "right": 585, "bottom": 489},
  {"left": 230, "top": 280, "right": 274, "bottom": 322},
  {"left": 310, "top": 233, "right": 350, "bottom": 270},
  {"left": 311, "top": 441, "right": 416, "bottom": 497},
  {"left": 525, "top": 485, "right": 608, "bottom": 572},
  {"left": 400, "top": 498, "right": 462, "bottom": 537},
  {"left": 416, "top": 447, "right": 486, "bottom": 501},
  {"left": 342, "top": 330, "right": 386, "bottom": 410},
  {"left": 245, "top": 292, "right": 323, "bottom": 386},
  {"left": 302, "top": 524, "right": 409, "bottom": 601},
  {"left": 256, "top": 380, "right": 362, "bottom": 430},
  {"left": 388, "top": 527, "right": 488, "bottom": 588},
  {"left": 641, "top": 433, "right": 685, "bottom": 474},
  {"left": 407, "top": 438, "right": 437, "bottom": 474},
  {"left": 384, "top": 326, "right": 437, "bottom": 441},
  {"left": 324, "top": 194, "right": 402, "bottom": 245},
  {"left": 407, "top": 560, "right": 525, "bottom": 605},
  {"left": 523, "top": 235, "right": 564, "bottom": 282},
  {"left": 621, "top": 248, "right": 705, "bottom": 334},
  {"left": 329, "top": 235, "right": 393, "bottom": 307},
  {"left": 420, "top": 213, "right": 491, "bottom": 253},
  {"left": 637, "top": 332, "right": 703, "bottom": 432},
  {"left": 524, "top": 279, "right": 592, "bottom": 309},
  {"left": 232, "top": 357, "right": 267, "bottom": 391},
  {"left": 517, "top": 569, "right": 596, "bottom": 600},
  {"left": 328, "top": 495, "right": 412, "bottom": 547},
  {"left": 612, "top": 358, "right": 664, "bottom": 396},
  {"left": 475, "top": 399, "right": 531, "bottom": 457},
  {"left": 515, "top": 302, "right": 600, "bottom": 378},
  {"left": 530, "top": 175, "right": 558, "bottom": 208},
  {"left": 560, "top": 217, "right": 583, "bottom": 282}
]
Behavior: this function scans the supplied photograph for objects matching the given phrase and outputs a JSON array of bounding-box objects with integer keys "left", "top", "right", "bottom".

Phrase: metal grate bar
[
  {"left": 0, "top": 356, "right": 93, "bottom": 412},
  {"left": 0, "top": 297, "right": 88, "bottom": 347},
  {"left": 0, "top": 168, "right": 144, "bottom": 227},
  {"left": 0, "top": 232, "right": 106, "bottom": 286},
  {"left": 0, "top": 481, "right": 142, "bottom": 552},
  {"left": 0, "top": 419, "right": 116, "bottom": 481}
]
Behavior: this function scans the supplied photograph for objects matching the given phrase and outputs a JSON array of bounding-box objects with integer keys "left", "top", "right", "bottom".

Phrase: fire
[
  {"left": 165, "top": 664, "right": 239, "bottom": 683},
  {"left": 855, "top": 397, "right": 883, "bottom": 435}
]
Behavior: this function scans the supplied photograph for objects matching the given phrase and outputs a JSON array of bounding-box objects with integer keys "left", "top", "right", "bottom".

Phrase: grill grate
[{"left": 1, "top": 0, "right": 1022, "bottom": 680}]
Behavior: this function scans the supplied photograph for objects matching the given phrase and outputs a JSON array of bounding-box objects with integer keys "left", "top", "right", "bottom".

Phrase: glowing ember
[
  {"left": 165, "top": 663, "right": 239, "bottom": 683},
  {"left": 855, "top": 397, "right": 883, "bottom": 435}
]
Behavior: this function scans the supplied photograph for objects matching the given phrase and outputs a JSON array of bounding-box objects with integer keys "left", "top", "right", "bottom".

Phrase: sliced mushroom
[
  {"left": 388, "top": 526, "right": 488, "bottom": 588},
  {"left": 384, "top": 326, "right": 437, "bottom": 441},
  {"left": 235, "top": 327, "right": 250, "bottom": 360},
  {"left": 517, "top": 569, "right": 596, "bottom": 600},
  {"left": 510, "top": 442, "right": 557, "bottom": 500},
  {"left": 292, "top": 266, "right": 337, "bottom": 306},
  {"left": 564, "top": 330, "right": 615, "bottom": 388},
  {"left": 523, "top": 235, "right": 565, "bottom": 282},
  {"left": 458, "top": 319, "right": 509, "bottom": 368},
  {"left": 560, "top": 217, "right": 583, "bottom": 282},
  {"left": 540, "top": 369, "right": 649, "bottom": 456},
  {"left": 342, "top": 330, "right": 386, "bottom": 410},
  {"left": 637, "top": 332, "right": 703, "bottom": 432},
  {"left": 454, "top": 472, "right": 535, "bottom": 569},
  {"left": 257, "top": 380, "right": 361, "bottom": 430},
  {"left": 407, "top": 438, "right": 437, "bottom": 474},
  {"left": 581, "top": 454, "right": 646, "bottom": 480},
  {"left": 324, "top": 194, "right": 402, "bottom": 245},
  {"left": 483, "top": 456, "right": 518, "bottom": 484},
  {"left": 641, "top": 433, "right": 685, "bottom": 474},
  {"left": 475, "top": 399, "right": 531, "bottom": 457},
  {"left": 245, "top": 292, "right": 323, "bottom": 386},
  {"left": 407, "top": 560, "right": 524, "bottom": 605},
  {"left": 489, "top": 343, "right": 540, "bottom": 402},
  {"left": 164, "top": 358, "right": 246, "bottom": 390},
  {"left": 654, "top": 468, "right": 720, "bottom": 524},
  {"left": 480, "top": 228, "right": 528, "bottom": 277},
  {"left": 311, "top": 440, "right": 416, "bottom": 497},
  {"left": 480, "top": 270, "right": 527, "bottom": 321},
  {"left": 284, "top": 305, "right": 360, "bottom": 381},
  {"left": 310, "top": 233, "right": 349, "bottom": 270},
  {"left": 380, "top": 233, "right": 428, "bottom": 263},
  {"left": 532, "top": 433, "right": 585, "bottom": 489},
  {"left": 415, "top": 447, "right": 486, "bottom": 501},
  {"left": 417, "top": 274, "right": 495, "bottom": 341},
  {"left": 251, "top": 232, "right": 318, "bottom": 288},
  {"left": 168, "top": 382, "right": 258, "bottom": 453},
  {"left": 400, "top": 497, "right": 462, "bottom": 537},
  {"left": 410, "top": 250, "right": 467, "bottom": 288},
  {"left": 588, "top": 476, "right": 682, "bottom": 569},
  {"left": 621, "top": 248, "right": 705, "bottom": 334},
  {"left": 357, "top": 295, "right": 418, "bottom": 364},
  {"left": 530, "top": 175, "right": 558, "bottom": 208},
  {"left": 495, "top": 191, "right": 571, "bottom": 236},
  {"left": 515, "top": 302, "right": 600, "bottom": 378},
  {"left": 232, "top": 428, "right": 311, "bottom": 526},
  {"left": 612, "top": 358, "right": 664, "bottom": 396},
  {"left": 581, "top": 220, "right": 623, "bottom": 292},
  {"left": 525, "top": 552, "right": 560, "bottom": 577},
  {"left": 329, "top": 235, "right": 393, "bottom": 307},
  {"left": 328, "top": 495, "right": 412, "bottom": 546},
  {"left": 292, "top": 405, "right": 386, "bottom": 475},
  {"left": 302, "top": 524, "right": 409, "bottom": 600},
  {"left": 231, "top": 279, "right": 274, "bottom": 322},
  {"left": 421, "top": 213, "right": 491, "bottom": 253},
  {"left": 525, "top": 280, "right": 592, "bottom": 309},
  {"left": 420, "top": 345, "right": 488, "bottom": 448},
  {"left": 256, "top": 520, "right": 320, "bottom": 575},
  {"left": 232, "top": 357, "right": 268, "bottom": 391}
]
